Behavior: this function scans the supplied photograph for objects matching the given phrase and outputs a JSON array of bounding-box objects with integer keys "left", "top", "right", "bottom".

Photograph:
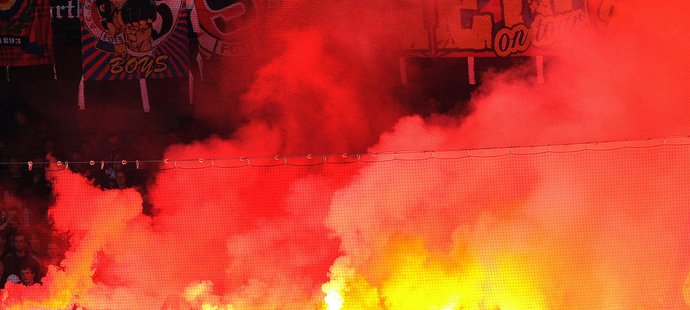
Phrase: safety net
[{"left": 2, "top": 138, "right": 689, "bottom": 309}]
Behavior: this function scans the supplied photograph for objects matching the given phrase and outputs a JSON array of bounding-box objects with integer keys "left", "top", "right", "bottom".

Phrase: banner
[
  {"left": 192, "top": 0, "right": 279, "bottom": 58},
  {"left": 0, "top": 0, "right": 54, "bottom": 66},
  {"left": 80, "top": 0, "right": 189, "bottom": 80},
  {"left": 399, "top": 0, "right": 615, "bottom": 57}
]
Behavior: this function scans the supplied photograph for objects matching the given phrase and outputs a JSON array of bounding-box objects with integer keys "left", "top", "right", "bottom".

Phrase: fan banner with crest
[
  {"left": 192, "top": 0, "right": 285, "bottom": 58},
  {"left": 80, "top": 0, "right": 188, "bottom": 80}
]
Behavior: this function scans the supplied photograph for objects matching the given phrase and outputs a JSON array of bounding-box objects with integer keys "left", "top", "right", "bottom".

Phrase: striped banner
[{"left": 80, "top": 0, "right": 188, "bottom": 80}]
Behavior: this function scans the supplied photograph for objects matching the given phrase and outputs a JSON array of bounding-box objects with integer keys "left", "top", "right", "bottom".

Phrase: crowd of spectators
[
  {"left": 0, "top": 102, "right": 181, "bottom": 287},
  {"left": 0, "top": 213, "right": 67, "bottom": 287}
]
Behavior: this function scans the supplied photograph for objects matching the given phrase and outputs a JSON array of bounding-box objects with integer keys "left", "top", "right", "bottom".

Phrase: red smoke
[
  {"left": 6, "top": 0, "right": 690, "bottom": 309},
  {"left": 436, "top": 0, "right": 690, "bottom": 149}
]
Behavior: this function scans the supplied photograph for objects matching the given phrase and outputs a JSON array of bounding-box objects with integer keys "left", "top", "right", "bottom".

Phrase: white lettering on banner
[
  {"left": 50, "top": 1, "right": 81, "bottom": 19},
  {"left": 1, "top": 37, "right": 21, "bottom": 45},
  {"left": 99, "top": 32, "right": 125, "bottom": 45}
]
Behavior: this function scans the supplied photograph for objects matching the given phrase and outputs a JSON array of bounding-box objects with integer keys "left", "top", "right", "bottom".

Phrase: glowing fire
[{"left": 322, "top": 237, "right": 546, "bottom": 310}]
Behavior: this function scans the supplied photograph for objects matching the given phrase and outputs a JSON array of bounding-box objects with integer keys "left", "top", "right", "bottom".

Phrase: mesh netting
[{"left": 3, "top": 140, "right": 690, "bottom": 309}]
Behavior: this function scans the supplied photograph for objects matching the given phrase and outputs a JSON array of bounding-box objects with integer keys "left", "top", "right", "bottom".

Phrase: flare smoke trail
[{"left": 6, "top": 0, "right": 690, "bottom": 309}]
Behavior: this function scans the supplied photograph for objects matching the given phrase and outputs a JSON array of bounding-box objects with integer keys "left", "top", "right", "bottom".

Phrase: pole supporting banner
[
  {"left": 536, "top": 55, "right": 545, "bottom": 84},
  {"left": 139, "top": 79, "right": 150, "bottom": 113},
  {"left": 78, "top": 76, "right": 85, "bottom": 110},
  {"left": 468, "top": 57, "right": 476, "bottom": 85},
  {"left": 189, "top": 71, "right": 194, "bottom": 105},
  {"left": 399, "top": 56, "right": 408, "bottom": 86},
  {"left": 196, "top": 53, "right": 205, "bottom": 82}
]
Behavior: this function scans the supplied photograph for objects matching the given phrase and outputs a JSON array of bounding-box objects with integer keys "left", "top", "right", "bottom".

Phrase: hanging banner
[
  {"left": 192, "top": 0, "right": 280, "bottom": 58},
  {"left": 0, "top": 0, "right": 54, "bottom": 66},
  {"left": 80, "top": 0, "right": 189, "bottom": 80},
  {"left": 400, "top": 0, "right": 614, "bottom": 57}
]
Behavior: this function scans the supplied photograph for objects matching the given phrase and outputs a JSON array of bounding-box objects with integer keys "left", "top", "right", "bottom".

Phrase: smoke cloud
[
  {"left": 321, "top": 0, "right": 690, "bottom": 309},
  {"left": 6, "top": 0, "right": 690, "bottom": 309}
]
